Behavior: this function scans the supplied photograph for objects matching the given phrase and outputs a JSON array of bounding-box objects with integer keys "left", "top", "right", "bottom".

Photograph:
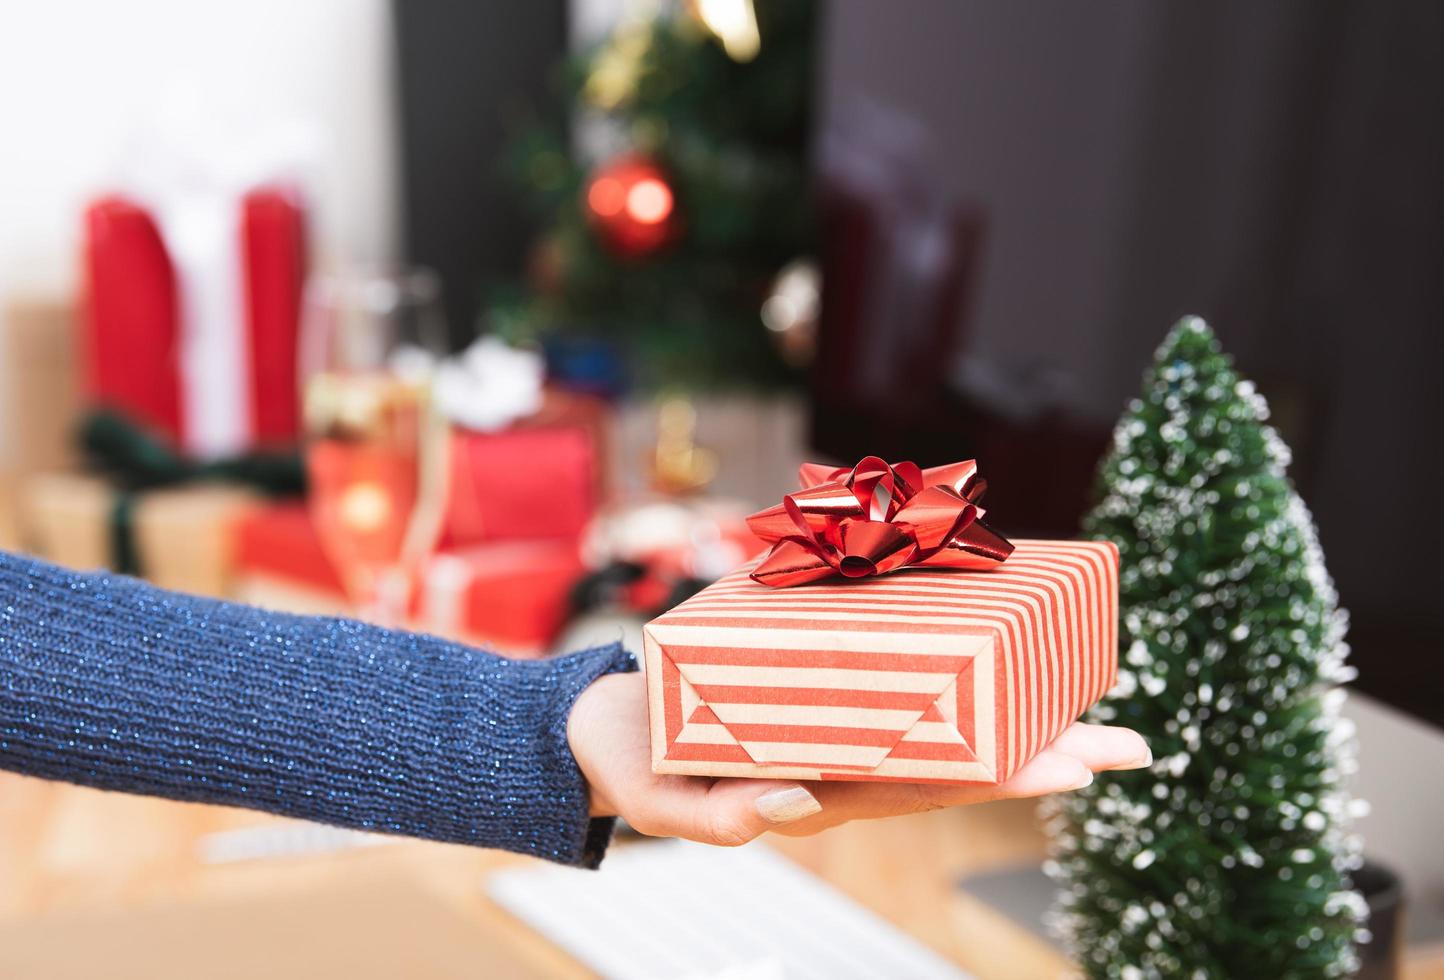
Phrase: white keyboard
[
  {"left": 487, "top": 838, "right": 970, "bottom": 980},
  {"left": 198, "top": 821, "right": 387, "bottom": 864}
]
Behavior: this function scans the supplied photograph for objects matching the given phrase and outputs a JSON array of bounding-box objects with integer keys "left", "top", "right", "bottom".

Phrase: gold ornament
[{"left": 650, "top": 396, "right": 718, "bottom": 496}]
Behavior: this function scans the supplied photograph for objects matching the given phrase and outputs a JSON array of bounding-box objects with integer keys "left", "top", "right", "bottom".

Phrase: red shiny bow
[{"left": 746, "top": 457, "right": 1014, "bottom": 588}]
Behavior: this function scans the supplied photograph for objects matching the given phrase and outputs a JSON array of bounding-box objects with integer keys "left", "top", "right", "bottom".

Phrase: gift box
[
  {"left": 644, "top": 539, "right": 1117, "bottom": 784},
  {"left": 0, "top": 297, "right": 82, "bottom": 482},
  {"left": 440, "top": 389, "right": 608, "bottom": 546},
  {"left": 81, "top": 187, "right": 306, "bottom": 457},
  {"left": 644, "top": 457, "right": 1118, "bottom": 785},
  {"left": 20, "top": 473, "right": 259, "bottom": 598},
  {"left": 234, "top": 503, "right": 586, "bottom": 655}
]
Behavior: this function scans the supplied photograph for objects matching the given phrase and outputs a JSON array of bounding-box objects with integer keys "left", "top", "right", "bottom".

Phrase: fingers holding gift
[
  {"left": 625, "top": 779, "right": 823, "bottom": 847},
  {"left": 760, "top": 780, "right": 931, "bottom": 836},
  {"left": 1044, "top": 722, "right": 1152, "bottom": 773},
  {"left": 915, "top": 726, "right": 1150, "bottom": 809},
  {"left": 878, "top": 751, "right": 1094, "bottom": 813},
  {"left": 764, "top": 724, "right": 1151, "bottom": 834},
  {"left": 641, "top": 722, "right": 1152, "bottom": 842}
]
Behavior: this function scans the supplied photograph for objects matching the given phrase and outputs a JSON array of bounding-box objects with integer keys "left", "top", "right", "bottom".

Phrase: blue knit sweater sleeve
[{"left": 0, "top": 550, "right": 636, "bottom": 868}]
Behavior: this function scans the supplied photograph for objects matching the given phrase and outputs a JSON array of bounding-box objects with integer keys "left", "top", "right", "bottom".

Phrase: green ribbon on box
[{"left": 78, "top": 410, "right": 306, "bottom": 575}]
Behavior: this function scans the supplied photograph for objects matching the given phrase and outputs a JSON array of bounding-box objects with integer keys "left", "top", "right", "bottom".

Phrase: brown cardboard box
[
  {"left": 21, "top": 473, "right": 258, "bottom": 598},
  {"left": 1, "top": 297, "right": 82, "bottom": 479}
]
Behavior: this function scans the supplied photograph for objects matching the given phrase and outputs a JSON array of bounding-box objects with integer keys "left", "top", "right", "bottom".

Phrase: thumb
[{"left": 673, "top": 780, "right": 823, "bottom": 847}]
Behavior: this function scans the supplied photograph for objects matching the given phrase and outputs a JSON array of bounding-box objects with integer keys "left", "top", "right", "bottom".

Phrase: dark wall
[
  {"left": 392, "top": 0, "right": 568, "bottom": 347},
  {"left": 820, "top": 0, "right": 1444, "bottom": 726}
]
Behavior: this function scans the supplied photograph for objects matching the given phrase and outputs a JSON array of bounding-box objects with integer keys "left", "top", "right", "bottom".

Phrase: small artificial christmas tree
[
  {"left": 1047, "top": 318, "right": 1367, "bottom": 978},
  {"left": 489, "top": 0, "right": 817, "bottom": 390}
]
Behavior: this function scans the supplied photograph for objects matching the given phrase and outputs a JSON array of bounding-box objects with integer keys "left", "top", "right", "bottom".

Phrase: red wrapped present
[
  {"left": 234, "top": 501, "right": 342, "bottom": 592},
  {"left": 643, "top": 459, "right": 1118, "bottom": 784},
  {"left": 81, "top": 187, "right": 305, "bottom": 456},
  {"left": 419, "top": 540, "right": 584, "bottom": 651},
  {"left": 234, "top": 503, "right": 584, "bottom": 656},
  {"left": 440, "top": 390, "right": 607, "bottom": 547}
]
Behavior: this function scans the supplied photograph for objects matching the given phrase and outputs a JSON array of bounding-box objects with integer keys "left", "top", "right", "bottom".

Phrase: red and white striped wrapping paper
[{"left": 643, "top": 539, "right": 1118, "bottom": 785}]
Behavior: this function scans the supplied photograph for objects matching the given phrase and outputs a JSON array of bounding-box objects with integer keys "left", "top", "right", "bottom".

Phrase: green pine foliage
[
  {"left": 489, "top": 0, "right": 817, "bottom": 390},
  {"left": 1046, "top": 318, "right": 1367, "bottom": 978}
]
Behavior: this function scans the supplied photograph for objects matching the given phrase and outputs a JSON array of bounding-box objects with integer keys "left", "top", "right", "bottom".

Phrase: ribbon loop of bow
[{"left": 746, "top": 457, "right": 1014, "bottom": 588}]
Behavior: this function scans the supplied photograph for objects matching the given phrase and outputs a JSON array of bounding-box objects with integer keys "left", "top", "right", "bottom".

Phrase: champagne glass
[{"left": 299, "top": 267, "right": 449, "bottom": 625}]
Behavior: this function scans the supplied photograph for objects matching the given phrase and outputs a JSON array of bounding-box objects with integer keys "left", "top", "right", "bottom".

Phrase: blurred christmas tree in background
[
  {"left": 1047, "top": 318, "right": 1367, "bottom": 978},
  {"left": 488, "top": 0, "right": 818, "bottom": 391}
]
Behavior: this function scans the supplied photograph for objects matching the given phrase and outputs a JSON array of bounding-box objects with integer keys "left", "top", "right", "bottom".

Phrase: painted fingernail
[
  {"left": 755, "top": 786, "right": 822, "bottom": 824},
  {"left": 1112, "top": 747, "right": 1153, "bottom": 771}
]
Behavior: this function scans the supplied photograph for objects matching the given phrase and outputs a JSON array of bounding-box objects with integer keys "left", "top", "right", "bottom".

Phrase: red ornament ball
[{"left": 584, "top": 155, "right": 678, "bottom": 258}]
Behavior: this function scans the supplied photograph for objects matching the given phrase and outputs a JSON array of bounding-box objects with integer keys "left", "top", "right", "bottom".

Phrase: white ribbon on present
[
  {"left": 433, "top": 337, "right": 546, "bottom": 432},
  {"left": 157, "top": 192, "right": 251, "bottom": 457},
  {"left": 113, "top": 96, "right": 317, "bottom": 457}
]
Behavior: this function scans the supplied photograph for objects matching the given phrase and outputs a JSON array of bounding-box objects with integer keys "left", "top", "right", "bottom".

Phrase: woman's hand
[{"left": 567, "top": 670, "right": 1150, "bottom": 847}]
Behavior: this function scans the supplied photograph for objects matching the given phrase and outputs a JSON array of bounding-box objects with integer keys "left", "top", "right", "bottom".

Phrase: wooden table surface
[
  {"left": 4, "top": 774, "right": 1440, "bottom": 979},
  {"left": 0, "top": 772, "right": 1064, "bottom": 979}
]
